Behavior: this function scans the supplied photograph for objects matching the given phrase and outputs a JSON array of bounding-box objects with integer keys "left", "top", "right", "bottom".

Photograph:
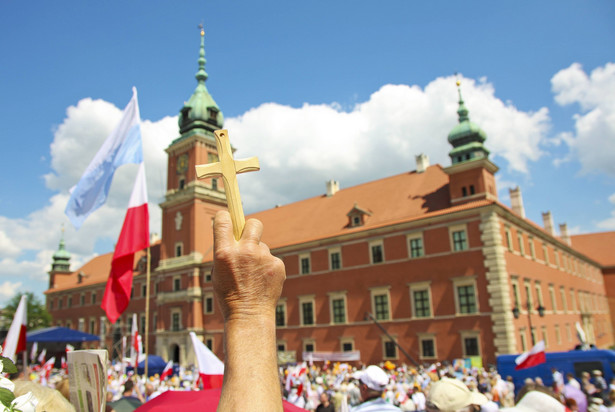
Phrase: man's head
[
  {"left": 123, "top": 379, "right": 134, "bottom": 395},
  {"left": 426, "top": 377, "right": 488, "bottom": 412},
  {"left": 357, "top": 365, "right": 389, "bottom": 401}
]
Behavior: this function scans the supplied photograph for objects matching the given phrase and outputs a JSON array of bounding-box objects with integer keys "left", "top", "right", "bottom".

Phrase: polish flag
[
  {"left": 189, "top": 332, "right": 224, "bottom": 389},
  {"left": 30, "top": 342, "right": 38, "bottom": 363},
  {"left": 43, "top": 356, "right": 56, "bottom": 379},
  {"left": 515, "top": 340, "right": 546, "bottom": 370},
  {"left": 66, "top": 344, "right": 74, "bottom": 353},
  {"left": 160, "top": 360, "right": 174, "bottom": 380},
  {"left": 101, "top": 162, "right": 149, "bottom": 323},
  {"left": 130, "top": 314, "right": 143, "bottom": 371},
  {"left": 2, "top": 295, "right": 27, "bottom": 362},
  {"left": 61, "top": 356, "right": 67, "bottom": 371},
  {"left": 37, "top": 348, "right": 47, "bottom": 364}
]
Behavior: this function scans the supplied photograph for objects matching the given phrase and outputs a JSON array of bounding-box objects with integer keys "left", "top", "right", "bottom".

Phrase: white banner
[{"left": 302, "top": 351, "right": 361, "bottom": 362}]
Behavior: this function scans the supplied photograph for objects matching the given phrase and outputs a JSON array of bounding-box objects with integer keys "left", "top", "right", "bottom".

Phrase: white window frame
[
  {"left": 459, "top": 330, "right": 481, "bottom": 358},
  {"left": 549, "top": 285, "right": 557, "bottom": 313},
  {"left": 511, "top": 277, "right": 521, "bottom": 309},
  {"left": 276, "top": 340, "right": 287, "bottom": 352},
  {"left": 560, "top": 286, "right": 568, "bottom": 313},
  {"left": 370, "top": 286, "right": 392, "bottom": 321},
  {"left": 340, "top": 337, "right": 355, "bottom": 352},
  {"left": 171, "top": 308, "right": 182, "bottom": 331},
  {"left": 329, "top": 248, "right": 342, "bottom": 270},
  {"left": 407, "top": 232, "right": 425, "bottom": 258},
  {"left": 302, "top": 338, "right": 316, "bottom": 354},
  {"left": 570, "top": 289, "right": 577, "bottom": 313},
  {"left": 369, "top": 239, "right": 385, "bottom": 264},
  {"left": 299, "top": 253, "right": 311, "bottom": 274},
  {"left": 328, "top": 291, "right": 348, "bottom": 325},
  {"left": 528, "top": 236, "right": 536, "bottom": 260},
  {"left": 517, "top": 231, "right": 525, "bottom": 256},
  {"left": 417, "top": 333, "right": 437, "bottom": 360},
  {"left": 299, "top": 295, "right": 316, "bottom": 326},
  {"left": 505, "top": 227, "right": 513, "bottom": 251},
  {"left": 276, "top": 298, "right": 287, "bottom": 328},
  {"left": 535, "top": 282, "right": 544, "bottom": 307},
  {"left": 381, "top": 335, "right": 398, "bottom": 360},
  {"left": 175, "top": 242, "right": 183, "bottom": 257},
  {"left": 451, "top": 276, "right": 478, "bottom": 315},
  {"left": 173, "top": 276, "right": 182, "bottom": 292},
  {"left": 520, "top": 328, "right": 528, "bottom": 352},
  {"left": 449, "top": 224, "right": 469, "bottom": 252},
  {"left": 204, "top": 292, "right": 214, "bottom": 314},
  {"left": 409, "top": 281, "right": 432, "bottom": 319}
]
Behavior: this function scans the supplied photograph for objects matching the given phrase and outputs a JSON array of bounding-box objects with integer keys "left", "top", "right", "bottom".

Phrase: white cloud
[
  {"left": 0, "top": 74, "right": 554, "bottom": 305},
  {"left": 0, "top": 281, "right": 22, "bottom": 301},
  {"left": 229, "top": 75, "right": 551, "bottom": 212},
  {"left": 551, "top": 62, "right": 615, "bottom": 176}
]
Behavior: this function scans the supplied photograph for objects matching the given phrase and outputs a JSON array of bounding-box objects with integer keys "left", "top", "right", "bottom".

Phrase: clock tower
[{"left": 159, "top": 28, "right": 228, "bottom": 263}]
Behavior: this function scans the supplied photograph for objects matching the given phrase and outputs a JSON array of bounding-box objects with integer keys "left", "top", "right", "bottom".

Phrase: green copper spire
[
  {"left": 447, "top": 78, "right": 489, "bottom": 165},
  {"left": 178, "top": 26, "right": 224, "bottom": 136},
  {"left": 51, "top": 225, "right": 71, "bottom": 272}
]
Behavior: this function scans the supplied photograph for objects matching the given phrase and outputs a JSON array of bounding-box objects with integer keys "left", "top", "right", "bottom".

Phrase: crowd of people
[{"left": 10, "top": 355, "right": 615, "bottom": 412}]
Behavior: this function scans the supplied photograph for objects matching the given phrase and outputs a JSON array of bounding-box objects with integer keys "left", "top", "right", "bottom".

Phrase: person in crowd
[
  {"left": 500, "top": 385, "right": 566, "bottom": 412},
  {"left": 316, "top": 392, "right": 335, "bottom": 412},
  {"left": 351, "top": 365, "right": 401, "bottom": 411},
  {"left": 425, "top": 377, "right": 488, "bottom": 411},
  {"left": 567, "top": 372, "right": 582, "bottom": 389},
  {"left": 119, "top": 379, "right": 144, "bottom": 404},
  {"left": 411, "top": 386, "right": 427, "bottom": 412}
]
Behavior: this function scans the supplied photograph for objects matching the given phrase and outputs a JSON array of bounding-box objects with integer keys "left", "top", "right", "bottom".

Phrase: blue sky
[{"left": 0, "top": 1, "right": 614, "bottom": 305}]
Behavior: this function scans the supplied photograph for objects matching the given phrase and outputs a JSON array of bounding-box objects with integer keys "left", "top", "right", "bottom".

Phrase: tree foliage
[{"left": 3, "top": 292, "right": 51, "bottom": 330}]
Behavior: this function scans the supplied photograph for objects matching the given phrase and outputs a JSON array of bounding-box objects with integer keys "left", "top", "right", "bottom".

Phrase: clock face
[{"left": 176, "top": 154, "right": 189, "bottom": 174}]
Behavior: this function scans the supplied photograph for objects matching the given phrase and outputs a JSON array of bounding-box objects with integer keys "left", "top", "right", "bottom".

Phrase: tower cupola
[
  {"left": 447, "top": 80, "right": 489, "bottom": 165},
  {"left": 51, "top": 227, "right": 71, "bottom": 273},
  {"left": 178, "top": 27, "right": 224, "bottom": 135}
]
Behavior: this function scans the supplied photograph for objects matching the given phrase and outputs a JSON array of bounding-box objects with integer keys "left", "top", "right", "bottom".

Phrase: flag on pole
[
  {"left": 189, "top": 332, "right": 224, "bottom": 389},
  {"left": 30, "top": 342, "right": 38, "bottom": 363},
  {"left": 515, "top": 340, "right": 546, "bottom": 370},
  {"left": 160, "top": 360, "right": 174, "bottom": 380},
  {"left": 37, "top": 348, "right": 47, "bottom": 364},
  {"left": 61, "top": 356, "right": 67, "bottom": 371},
  {"left": 101, "top": 162, "right": 149, "bottom": 323},
  {"left": 2, "top": 295, "right": 27, "bottom": 362},
  {"left": 130, "top": 314, "right": 143, "bottom": 371},
  {"left": 65, "top": 87, "right": 144, "bottom": 230},
  {"left": 42, "top": 357, "right": 56, "bottom": 379}
]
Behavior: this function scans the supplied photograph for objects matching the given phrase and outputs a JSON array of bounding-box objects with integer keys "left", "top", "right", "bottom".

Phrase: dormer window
[
  {"left": 346, "top": 203, "right": 372, "bottom": 228},
  {"left": 208, "top": 108, "right": 218, "bottom": 123}
]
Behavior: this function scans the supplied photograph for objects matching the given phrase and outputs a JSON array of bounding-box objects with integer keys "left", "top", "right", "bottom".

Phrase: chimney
[
  {"left": 542, "top": 211, "right": 555, "bottom": 236},
  {"left": 326, "top": 180, "right": 339, "bottom": 197},
  {"left": 509, "top": 186, "right": 525, "bottom": 218},
  {"left": 416, "top": 153, "right": 430, "bottom": 173},
  {"left": 559, "top": 223, "right": 571, "bottom": 245}
]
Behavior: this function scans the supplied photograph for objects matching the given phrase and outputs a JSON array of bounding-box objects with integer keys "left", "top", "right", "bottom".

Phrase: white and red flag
[
  {"left": 30, "top": 342, "right": 38, "bottom": 363},
  {"left": 66, "top": 343, "right": 74, "bottom": 353},
  {"left": 515, "top": 340, "right": 546, "bottom": 370},
  {"left": 61, "top": 356, "right": 67, "bottom": 371},
  {"left": 42, "top": 356, "right": 56, "bottom": 379},
  {"left": 37, "top": 348, "right": 47, "bottom": 364},
  {"left": 160, "top": 360, "right": 174, "bottom": 380},
  {"left": 2, "top": 295, "right": 27, "bottom": 362},
  {"left": 189, "top": 332, "right": 224, "bottom": 389},
  {"left": 101, "top": 161, "right": 149, "bottom": 323},
  {"left": 130, "top": 314, "right": 143, "bottom": 371}
]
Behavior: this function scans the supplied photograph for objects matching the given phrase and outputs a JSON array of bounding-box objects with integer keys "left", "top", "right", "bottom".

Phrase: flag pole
[{"left": 144, "top": 246, "right": 151, "bottom": 378}]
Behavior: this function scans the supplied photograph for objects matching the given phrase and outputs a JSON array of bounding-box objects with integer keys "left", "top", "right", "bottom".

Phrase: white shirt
[{"left": 351, "top": 397, "right": 402, "bottom": 411}]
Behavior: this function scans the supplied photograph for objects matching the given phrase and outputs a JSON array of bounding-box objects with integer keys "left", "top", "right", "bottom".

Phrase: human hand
[{"left": 212, "top": 210, "right": 286, "bottom": 322}]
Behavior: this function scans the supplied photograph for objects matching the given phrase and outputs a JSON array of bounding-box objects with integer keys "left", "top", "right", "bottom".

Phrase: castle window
[
  {"left": 301, "top": 301, "right": 314, "bottom": 326},
  {"left": 452, "top": 276, "right": 478, "bottom": 315},
  {"left": 91, "top": 292, "right": 96, "bottom": 305},
  {"left": 469, "top": 185, "right": 475, "bottom": 195},
  {"left": 461, "top": 331, "right": 481, "bottom": 357},
  {"left": 450, "top": 225, "right": 468, "bottom": 252},
  {"left": 171, "top": 311, "right": 181, "bottom": 331},
  {"left": 347, "top": 203, "right": 371, "bottom": 228},
  {"left": 329, "top": 249, "right": 341, "bottom": 270},
  {"left": 204, "top": 293, "right": 214, "bottom": 314},
  {"left": 179, "top": 178, "right": 185, "bottom": 190},
  {"left": 371, "top": 287, "right": 391, "bottom": 321},
  {"left": 212, "top": 178, "right": 218, "bottom": 191},
  {"left": 276, "top": 301, "right": 286, "bottom": 327},
  {"left": 383, "top": 339, "right": 397, "bottom": 359},
  {"left": 300, "top": 254, "right": 310, "bottom": 274},
  {"left": 175, "top": 242, "right": 183, "bottom": 257},
  {"left": 173, "top": 277, "right": 181, "bottom": 292},
  {"left": 370, "top": 240, "right": 384, "bottom": 264},
  {"left": 408, "top": 233, "right": 424, "bottom": 258},
  {"left": 462, "top": 187, "right": 467, "bottom": 197}
]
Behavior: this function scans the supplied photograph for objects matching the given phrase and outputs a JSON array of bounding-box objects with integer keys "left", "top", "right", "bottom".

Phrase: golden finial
[
  {"left": 199, "top": 22, "right": 204, "bottom": 37},
  {"left": 455, "top": 72, "right": 461, "bottom": 87}
]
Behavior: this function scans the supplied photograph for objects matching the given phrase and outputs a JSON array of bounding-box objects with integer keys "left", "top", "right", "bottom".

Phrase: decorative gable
[{"left": 346, "top": 203, "right": 372, "bottom": 228}]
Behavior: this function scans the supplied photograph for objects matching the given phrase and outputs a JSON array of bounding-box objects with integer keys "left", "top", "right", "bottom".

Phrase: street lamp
[{"left": 512, "top": 301, "right": 545, "bottom": 345}]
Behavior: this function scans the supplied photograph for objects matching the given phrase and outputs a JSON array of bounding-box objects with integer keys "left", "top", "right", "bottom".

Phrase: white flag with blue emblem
[{"left": 65, "top": 87, "right": 143, "bottom": 229}]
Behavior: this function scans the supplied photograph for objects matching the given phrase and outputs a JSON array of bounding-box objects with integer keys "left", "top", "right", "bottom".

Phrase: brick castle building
[{"left": 45, "top": 31, "right": 615, "bottom": 367}]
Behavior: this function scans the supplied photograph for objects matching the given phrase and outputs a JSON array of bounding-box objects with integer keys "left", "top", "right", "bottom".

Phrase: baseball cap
[
  {"left": 500, "top": 390, "right": 565, "bottom": 412},
  {"left": 357, "top": 365, "right": 389, "bottom": 391},
  {"left": 427, "top": 378, "right": 488, "bottom": 411}
]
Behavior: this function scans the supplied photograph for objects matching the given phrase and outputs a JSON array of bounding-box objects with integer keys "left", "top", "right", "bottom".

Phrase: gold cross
[{"left": 195, "top": 129, "right": 260, "bottom": 240}]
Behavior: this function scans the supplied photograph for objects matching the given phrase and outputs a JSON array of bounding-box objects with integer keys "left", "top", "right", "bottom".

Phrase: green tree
[{"left": 3, "top": 292, "right": 51, "bottom": 330}]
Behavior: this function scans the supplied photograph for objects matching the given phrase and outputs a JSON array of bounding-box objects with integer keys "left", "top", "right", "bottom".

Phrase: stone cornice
[{"left": 160, "top": 180, "right": 227, "bottom": 209}]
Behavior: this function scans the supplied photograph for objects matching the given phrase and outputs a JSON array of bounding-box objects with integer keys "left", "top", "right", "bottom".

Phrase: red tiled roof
[
  {"left": 571, "top": 231, "right": 615, "bottom": 267},
  {"left": 46, "top": 242, "right": 160, "bottom": 293},
  {"left": 250, "top": 165, "right": 477, "bottom": 249}
]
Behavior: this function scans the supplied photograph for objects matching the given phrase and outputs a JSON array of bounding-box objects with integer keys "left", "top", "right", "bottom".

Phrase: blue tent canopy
[{"left": 27, "top": 327, "right": 100, "bottom": 343}]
